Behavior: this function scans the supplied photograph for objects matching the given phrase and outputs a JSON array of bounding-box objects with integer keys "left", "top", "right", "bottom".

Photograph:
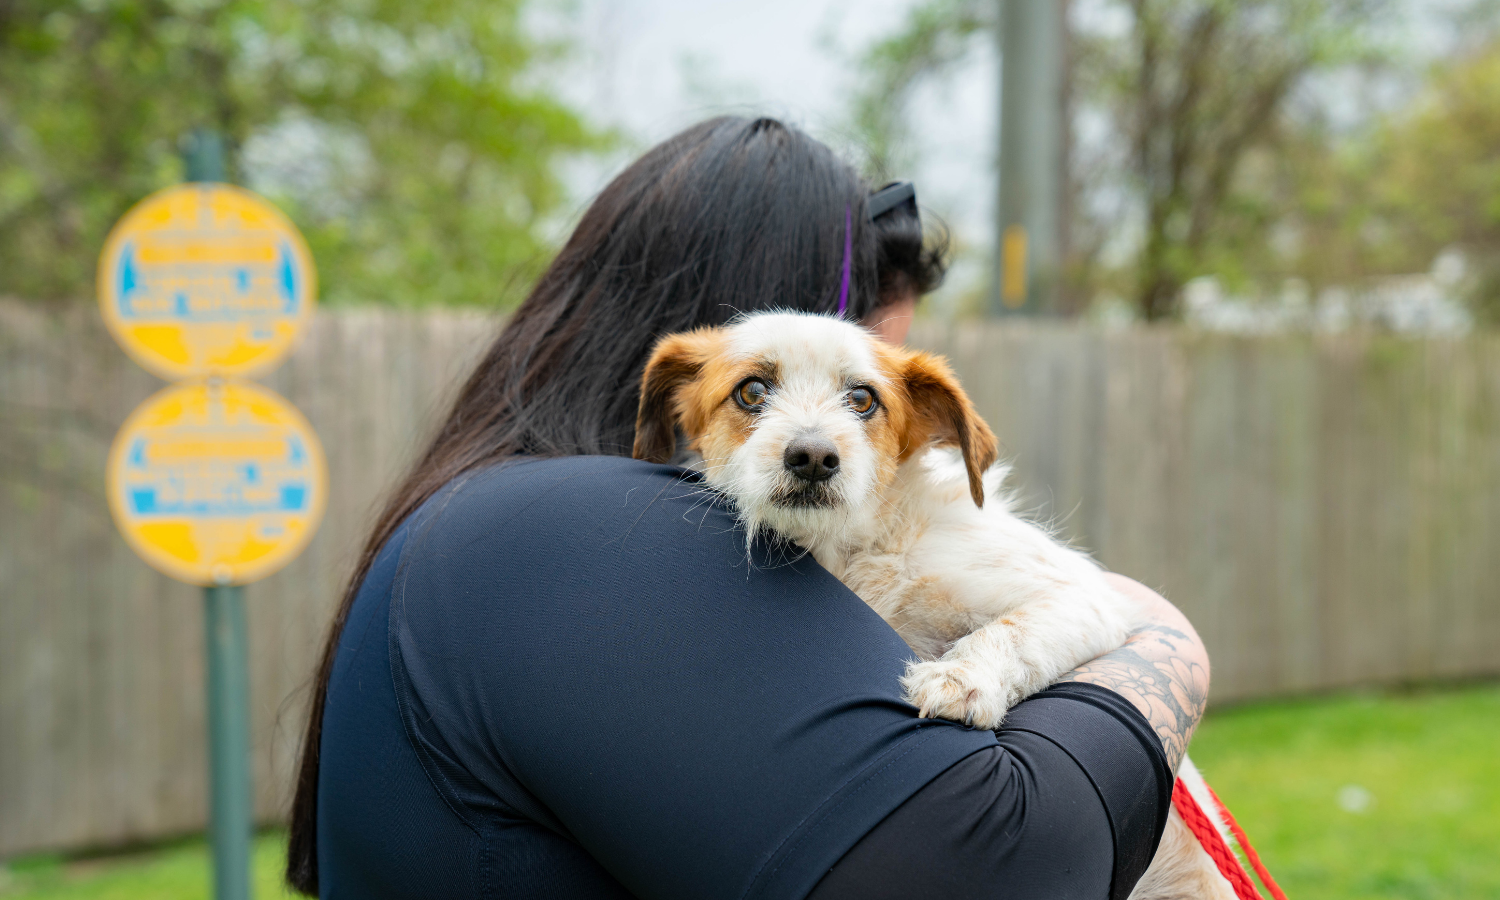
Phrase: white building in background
[{"left": 1180, "top": 250, "right": 1475, "bottom": 337}]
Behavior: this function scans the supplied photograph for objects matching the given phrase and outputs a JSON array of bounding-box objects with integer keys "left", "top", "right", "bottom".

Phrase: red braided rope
[
  {"left": 1206, "top": 785, "right": 1289, "bottom": 900},
  {"left": 1171, "top": 778, "right": 1264, "bottom": 900}
]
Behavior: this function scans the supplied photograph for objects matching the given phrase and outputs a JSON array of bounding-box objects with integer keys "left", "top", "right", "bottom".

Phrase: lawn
[
  {"left": 1, "top": 683, "right": 1496, "bottom": 899},
  {"left": 1189, "top": 682, "right": 1500, "bottom": 899},
  {"left": 0, "top": 833, "right": 293, "bottom": 900}
]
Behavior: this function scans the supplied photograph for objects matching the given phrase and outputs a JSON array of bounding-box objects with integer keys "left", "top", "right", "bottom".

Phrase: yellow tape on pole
[{"left": 1002, "top": 226, "right": 1029, "bottom": 309}]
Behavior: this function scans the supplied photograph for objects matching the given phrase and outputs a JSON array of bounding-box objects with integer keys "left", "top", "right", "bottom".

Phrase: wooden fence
[
  {"left": 0, "top": 300, "right": 494, "bottom": 858},
  {"left": 929, "top": 323, "right": 1500, "bottom": 703},
  {"left": 2, "top": 300, "right": 1498, "bottom": 857}
]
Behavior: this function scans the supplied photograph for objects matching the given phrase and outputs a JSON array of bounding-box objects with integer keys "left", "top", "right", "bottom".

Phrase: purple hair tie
[{"left": 836, "top": 205, "right": 852, "bottom": 317}]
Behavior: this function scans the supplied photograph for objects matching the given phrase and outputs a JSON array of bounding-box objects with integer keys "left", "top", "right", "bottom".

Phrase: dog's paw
[{"left": 901, "top": 658, "right": 1010, "bottom": 730}]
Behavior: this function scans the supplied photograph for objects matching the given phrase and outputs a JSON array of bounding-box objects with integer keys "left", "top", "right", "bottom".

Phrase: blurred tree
[
  {"left": 851, "top": 0, "right": 993, "bottom": 183},
  {"left": 0, "top": 0, "right": 604, "bottom": 306},
  {"left": 854, "top": 0, "right": 1385, "bottom": 320},
  {"left": 1303, "top": 40, "right": 1500, "bottom": 323},
  {"left": 1086, "top": 0, "right": 1386, "bottom": 319}
]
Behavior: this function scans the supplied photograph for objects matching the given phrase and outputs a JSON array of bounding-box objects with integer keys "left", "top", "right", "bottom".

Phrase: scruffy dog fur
[{"left": 633, "top": 311, "right": 1238, "bottom": 899}]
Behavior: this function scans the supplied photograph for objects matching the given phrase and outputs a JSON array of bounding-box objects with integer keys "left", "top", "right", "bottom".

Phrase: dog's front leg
[{"left": 901, "top": 582, "right": 1133, "bottom": 729}]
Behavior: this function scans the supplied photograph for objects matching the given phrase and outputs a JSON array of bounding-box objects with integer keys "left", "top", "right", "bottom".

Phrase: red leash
[{"left": 1171, "top": 778, "right": 1288, "bottom": 900}]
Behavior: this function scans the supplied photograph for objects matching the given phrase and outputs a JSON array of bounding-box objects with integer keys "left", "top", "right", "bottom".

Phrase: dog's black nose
[{"left": 784, "top": 436, "right": 840, "bottom": 482}]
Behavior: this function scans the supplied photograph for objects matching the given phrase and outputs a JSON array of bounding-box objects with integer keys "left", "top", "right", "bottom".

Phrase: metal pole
[
  {"left": 186, "top": 129, "right": 251, "bottom": 900},
  {"left": 183, "top": 128, "right": 227, "bottom": 183},
  {"left": 991, "top": 0, "right": 1063, "bottom": 316},
  {"left": 204, "top": 584, "right": 253, "bottom": 900}
]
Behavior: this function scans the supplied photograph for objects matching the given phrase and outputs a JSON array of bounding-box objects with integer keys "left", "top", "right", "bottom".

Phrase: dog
[{"left": 632, "top": 310, "right": 1239, "bottom": 899}]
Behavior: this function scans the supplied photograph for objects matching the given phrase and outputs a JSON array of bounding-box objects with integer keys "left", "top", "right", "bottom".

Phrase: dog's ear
[
  {"left": 901, "top": 351, "right": 998, "bottom": 507},
  {"left": 633, "top": 330, "right": 717, "bottom": 464}
]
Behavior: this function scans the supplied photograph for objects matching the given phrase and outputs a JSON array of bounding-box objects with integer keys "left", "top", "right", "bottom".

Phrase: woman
[{"left": 287, "top": 116, "right": 1209, "bottom": 899}]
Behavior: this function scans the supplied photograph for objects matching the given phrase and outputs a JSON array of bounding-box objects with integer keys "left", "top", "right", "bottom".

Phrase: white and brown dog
[{"left": 633, "top": 310, "right": 1238, "bottom": 899}]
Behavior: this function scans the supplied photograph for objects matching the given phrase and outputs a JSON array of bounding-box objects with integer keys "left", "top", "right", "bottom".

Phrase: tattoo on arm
[{"left": 1054, "top": 622, "right": 1209, "bottom": 772}]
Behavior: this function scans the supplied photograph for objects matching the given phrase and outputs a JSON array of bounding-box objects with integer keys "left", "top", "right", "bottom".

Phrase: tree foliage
[
  {"left": 853, "top": 0, "right": 1390, "bottom": 320},
  {"left": 1290, "top": 40, "right": 1500, "bottom": 322},
  {"left": 1087, "top": 0, "right": 1388, "bottom": 319},
  {"left": 0, "top": 0, "right": 604, "bottom": 306},
  {"left": 851, "top": 0, "right": 992, "bottom": 181}
]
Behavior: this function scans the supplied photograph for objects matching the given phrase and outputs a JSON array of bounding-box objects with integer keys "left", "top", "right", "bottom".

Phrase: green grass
[
  {"left": 0, "top": 832, "right": 293, "bottom": 900},
  {"left": 1, "top": 684, "right": 1496, "bottom": 899},
  {"left": 1190, "top": 683, "right": 1500, "bottom": 900}
]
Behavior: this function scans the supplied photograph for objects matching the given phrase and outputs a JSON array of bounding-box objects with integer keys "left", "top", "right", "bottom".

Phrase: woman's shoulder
[
  {"left": 455, "top": 454, "right": 693, "bottom": 498},
  {"left": 404, "top": 455, "right": 729, "bottom": 558}
]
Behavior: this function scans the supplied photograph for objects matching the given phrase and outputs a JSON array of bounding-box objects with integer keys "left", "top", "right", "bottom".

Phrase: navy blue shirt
[{"left": 317, "top": 457, "right": 1170, "bottom": 899}]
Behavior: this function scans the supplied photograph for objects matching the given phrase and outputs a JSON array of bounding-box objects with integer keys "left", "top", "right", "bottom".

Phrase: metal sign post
[
  {"left": 204, "top": 582, "right": 251, "bottom": 900},
  {"left": 182, "top": 128, "right": 227, "bottom": 184},
  {"left": 96, "top": 129, "right": 324, "bottom": 900},
  {"left": 187, "top": 128, "right": 250, "bottom": 900}
]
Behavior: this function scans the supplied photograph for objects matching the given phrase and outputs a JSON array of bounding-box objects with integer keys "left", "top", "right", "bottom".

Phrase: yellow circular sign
[
  {"left": 97, "top": 183, "right": 316, "bottom": 380},
  {"left": 107, "top": 380, "right": 327, "bottom": 586}
]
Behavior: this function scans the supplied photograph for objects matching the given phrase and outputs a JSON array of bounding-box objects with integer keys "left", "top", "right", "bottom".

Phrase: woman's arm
[
  {"left": 810, "top": 574, "right": 1198, "bottom": 900},
  {"left": 1055, "top": 574, "right": 1210, "bottom": 772}
]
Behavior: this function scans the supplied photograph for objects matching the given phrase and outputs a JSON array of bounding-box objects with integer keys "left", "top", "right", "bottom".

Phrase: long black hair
[{"left": 285, "top": 115, "right": 945, "bottom": 894}]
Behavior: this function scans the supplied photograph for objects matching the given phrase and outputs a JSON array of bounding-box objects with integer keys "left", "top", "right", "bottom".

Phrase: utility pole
[{"left": 991, "top": 0, "right": 1064, "bottom": 316}]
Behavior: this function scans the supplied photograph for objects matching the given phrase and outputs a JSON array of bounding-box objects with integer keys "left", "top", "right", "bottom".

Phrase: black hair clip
[{"left": 867, "top": 181, "right": 918, "bottom": 222}]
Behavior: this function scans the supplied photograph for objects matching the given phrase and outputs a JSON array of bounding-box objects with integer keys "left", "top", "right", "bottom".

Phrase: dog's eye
[
  {"left": 847, "top": 386, "right": 877, "bottom": 416},
  {"left": 736, "top": 379, "right": 769, "bottom": 410}
]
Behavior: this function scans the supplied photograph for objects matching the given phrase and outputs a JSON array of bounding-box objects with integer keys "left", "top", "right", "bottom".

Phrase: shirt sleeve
[{"left": 807, "top": 682, "right": 1173, "bottom": 900}]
